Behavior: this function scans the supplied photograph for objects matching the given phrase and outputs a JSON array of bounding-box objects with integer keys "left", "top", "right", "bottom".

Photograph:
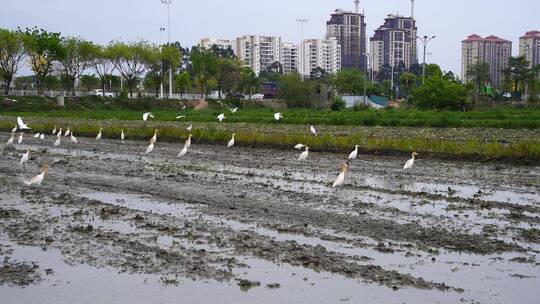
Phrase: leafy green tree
[
  {"left": 58, "top": 37, "right": 95, "bottom": 93},
  {"left": 174, "top": 71, "right": 192, "bottom": 97},
  {"left": 88, "top": 44, "right": 114, "bottom": 94},
  {"left": 20, "top": 27, "right": 65, "bottom": 95},
  {"left": 278, "top": 73, "right": 313, "bottom": 108},
  {"left": 399, "top": 72, "right": 417, "bottom": 98},
  {"left": 413, "top": 75, "right": 470, "bottom": 110},
  {"left": 424, "top": 64, "right": 443, "bottom": 78},
  {"left": 14, "top": 75, "right": 35, "bottom": 90},
  {"left": 309, "top": 67, "right": 327, "bottom": 80},
  {"left": 240, "top": 67, "right": 259, "bottom": 99},
  {"left": 215, "top": 58, "right": 242, "bottom": 98},
  {"left": 503, "top": 56, "right": 531, "bottom": 96},
  {"left": 143, "top": 44, "right": 181, "bottom": 96},
  {"left": 0, "top": 29, "right": 26, "bottom": 94},
  {"left": 466, "top": 62, "right": 491, "bottom": 102},
  {"left": 259, "top": 61, "right": 283, "bottom": 82},
  {"left": 108, "top": 40, "right": 151, "bottom": 95},
  {"left": 335, "top": 68, "right": 364, "bottom": 95},
  {"left": 80, "top": 74, "right": 100, "bottom": 90},
  {"left": 191, "top": 46, "right": 218, "bottom": 96},
  {"left": 43, "top": 75, "right": 61, "bottom": 90}
]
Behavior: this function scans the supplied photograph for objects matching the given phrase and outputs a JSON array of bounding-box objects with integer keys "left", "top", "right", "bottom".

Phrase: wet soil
[{"left": 0, "top": 132, "right": 539, "bottom": 303}]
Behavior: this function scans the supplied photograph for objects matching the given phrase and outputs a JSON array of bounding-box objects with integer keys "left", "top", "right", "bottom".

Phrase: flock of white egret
[{"left": 5, "top": 114, "right": 418, "bottom": 188}]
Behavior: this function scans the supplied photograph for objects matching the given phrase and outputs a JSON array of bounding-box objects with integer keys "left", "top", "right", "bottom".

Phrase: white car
[
  {"left": 250, "top": 93, "right": 265, "bottom": 100},
  {"left": 90, "top": 89, "right": 114, "bottom": 98}
]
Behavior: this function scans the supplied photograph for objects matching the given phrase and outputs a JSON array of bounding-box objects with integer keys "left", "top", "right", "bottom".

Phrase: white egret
[
  {"left": 19, "top": 149, "right": 30, "bottom": 167},
  {"left": 24, "top": 164, "right": 48, "bottom": 186},
  {"left": 150, "top": 129, "right": 159, "bottom": 144},
  {"left": 274, "top": 112, "right": 283, "bottom": 121},
  {"left": 54, "top": 137, "right": 61, "bottom": 149},
  {"left": 39, "top": 133, "right": 45, "bottom": 141},
  {"left": 57, "top": 128, "right": 63, "bottom": 138},
  {"left": 145, "top": 142, "right": 154, "bottom": 154},
  {"left": 17, "top": 117, "right": 30, "bottom": 130},
  {"left": 348, "top": 145, "right": 359, "bottom": 160},
  {"left": 34, "top": 133, "right": 40, "bottom": 138},
  {"left": 121, "top": 129, "right": 125, "bottom": 143},
  {"left": 70, "top": 133, "right": 77, "bottom": 144},
  {"left": 332, "top": 162, "right": 349, "bottom": 188},
  {"left": 403, "top": 152, "right": 418, "bottom": 170},
  {"left": 64, "top": 127, "right": 71, "bottom": 137},
  {"left": 96, "top": 128, "right": 103, "bottom": 141},
  {"left": 176, "top": 115, "right": 186, "bottom": 119},
  {"left": 185, "top": 134, "right": 192, "bottom": 149},
  {"left": 227, "top": 133, "right": 236, "bottom": 148},
  {"left": 186, "top": 124, "right": 192, "bottom": 132},
  {"left": 17, "top": 133, "right": 23, "bottom": 144},
  {"left": 310, "top": 125, "right": 317, "bottom": 136},
  {"left": 298, "top": 146, "right": 309, "bottom": 161},
  {"left": 11, "top": 125, "right": 17, "bottom": 133},
  {"left": 217, "top": 113, "right": 225, "bottom": 122},
  {"left": 177, "top": 144, "right": 188, "bottom": 157},
  {"left": 52, "top": 125, "right": 57, "bottom": 135},
  {"left": 294, "top": 143, "right": 305, "bottom": 150},
  {"left": 6, "top": 134, "right": 14, "bottom": 146},
  {"left": 143, "top": 112, "right": 154, "bottom": 121},
  {"left": 230, "top": 107, "right": 238, "bottom": 113}
]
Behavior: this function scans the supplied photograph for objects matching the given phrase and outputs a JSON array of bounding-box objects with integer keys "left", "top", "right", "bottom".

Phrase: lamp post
[
  {"left": 385, "top": 52, "right": 395, "bottom": 100},
  {"left": 416, "top": 34, "right": 436, "bottom": 84},
  {"left": 159, "top": 27, "right": 166, "bottom": 99},
  {"left": 296, "top": 18, "right": 308, "bottom": 78},
  {"left": 161, "top": 0, "right": 173, "bottom": 98}
]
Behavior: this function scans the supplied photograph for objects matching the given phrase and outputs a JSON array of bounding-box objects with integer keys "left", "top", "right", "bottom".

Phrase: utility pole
[
  {"left": 416, "top": 35, "right": 436, "bottom": 84},
  {"left": 364, "top": 53, "right": 369, "bottom": 105},
  {"left": 296, "top": 18, "right": 308, "bottom": 78},
  {"left": 159, "top": 27, "right": 166, "bottom": 99},
  {"left": 161, "top": 0, "right": 173, "bottom": 98}
]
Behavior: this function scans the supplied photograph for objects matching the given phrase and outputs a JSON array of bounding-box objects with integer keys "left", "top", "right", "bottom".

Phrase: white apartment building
[
  {"left": 301, "top": 38, "right": 342, "bottom": 77},
  {"left": 235, "top": 35, "right": 282, "bottom": 75},
  {"left": 199, "top": 38, "right": 235, "bottom": 53},
  {"left": 519, "top": 30, "right": 540, "bottom": 69},
  {"left": 280, "top": 43, "right": 300, "bottom": 74}
]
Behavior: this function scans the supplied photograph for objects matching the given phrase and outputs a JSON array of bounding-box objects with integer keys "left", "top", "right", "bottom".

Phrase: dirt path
[{"left": 0, "top": 132, "right": 539, "bottom": 303}]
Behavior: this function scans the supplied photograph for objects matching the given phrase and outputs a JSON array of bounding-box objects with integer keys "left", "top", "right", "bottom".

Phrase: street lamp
[
  {"left": 416, "top": 34, "right": 436, "bottom": 84},
  {"left": 161, "top": 0, "right": 173, "bottom": 98},
  {"left": 159, "top": 27, "right": 166, "bottom": 99},
  {"left": 385, "top": 51, "right": 395, "bottom": 100},
  {"left": 296, "top": 18, "right": 308, "bottom": 78}
]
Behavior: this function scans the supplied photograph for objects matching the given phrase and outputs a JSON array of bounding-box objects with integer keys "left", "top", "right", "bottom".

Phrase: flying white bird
[
  {"left": 230, "top": 107, "right": 238, "bottom": 113},
  {"left": 150, "top": 129, "right": 159, "bottom": 144},
  {"left": 332, "top": 162, "right": 349, "bottom": 188},
  {"left": 19, "top": 149, "right": 30, "bottom": 167},
  {"left": 348, "top": 145, "right": 359, "bottom": 160},
  {"left": 145, "top": 142, "right": 154, "bottom": 154},
  {"left": 217, "top": 113, "right": 225, "bottom": 122},
  {"left": 6, "top": 134, "right": 14, "bottom": 146},
  {"left": 34, "top": 133, "right": 40, "bottom": 138},
  {"left": 310, "top": 125, "right": 317, "bottom": 136},
  {"left": 17, "top": 117, "right": 30, "bottom": 130},
  {"left": 185, "top": 134, "right": 192, "bottom": 149},
  {"left": 39, "top": 133, "right": 45, "bottom": 141},
  {"left": 96, "top": 128, "right": 103, "bottom": 141},
  {"left": 274, "top": 113, "right": 283, "bottom": 121},
  {"left": 403, "top": 152, "right": 418, "bottom": 170},
  {"left": 11, "top": 125, "right": 17, "bottom": 133},
  {"left": 298, "top": 146, "right": 309, "bottom": 161},
  {"left": 143, "top": 112, "right": 154, "bottom": 121},
  {"left": 57, "top": 128, "right": 63, "bottom": 138},
  {"left": 186, "top": 124, "right": 192, "bottom": 132},
  {"left": 227, "top": 133, "right": 236, "bottom": 148},
  {"left": 70, "top": 133, "right": 77, "bottom": 144},
  {"left": 294, "top": 143, "right": 305, "bottom": 150},
  {"left": 17, "top": 133, "right": 23, "bottom": 144},
  {"left": 64, "top": 127, "right": 71, "bottom": 137},
  {"left": 176, "top": 115, "right": 186, "bottom": 119},
  {"left": 121, "top": 129, "right": 125, "bottom": 143},
  {"left": 24, "top": 164, "right": 48, "bottom": 186},
  {"left": 52, "top": 125, "right": 57, "bottom": 135}
]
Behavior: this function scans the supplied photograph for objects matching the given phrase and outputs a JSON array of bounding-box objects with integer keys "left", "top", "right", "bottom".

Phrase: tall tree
[
  {"left": 399, "top": 72, "right": 417, "bottom": 98},
  {"left": 20, "top": 27, "right": 65, "bottom": 95},
  {"left": 108, "top": 40, "right": 151, "bottom": 95},
  {"left": 58, "top": 37, "right": 95, "bottom": 93},
  {"left": 215, "top": 58, "right": 242, "bottom": 98},
  {"left": 191, "top": 46, "right": 218, "bottom": 96},
  {"left": 240, "top": 67, "right": 259, "bottom": 99},
  {"left": 143, "top": 44, "right": 181, "bottom": 97},
  {"left": 88, "top": 44, "right": 114, "bottom": 94},
  {"left": 335, "top": 68, "right": 365, "bottom": 95},
  {"left": 466, "top": 61, "right": 491, "bottom": 102},
  {"left": 0, "top": 29, "right": 25, "bottom": 95},
  {"left": 174, "top": 71, "right": 192, "bottom": 97},
  {"left": 503, "top": 56, "right": 531, "bottom": 96},
  {"left": 259, "top": 61, "right": 283, "bottom": 82}
]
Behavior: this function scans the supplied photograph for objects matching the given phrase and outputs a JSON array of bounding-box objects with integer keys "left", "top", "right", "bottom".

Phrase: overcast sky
[{"left": 2, "top": 0, "right": 539, "bottom": 75}]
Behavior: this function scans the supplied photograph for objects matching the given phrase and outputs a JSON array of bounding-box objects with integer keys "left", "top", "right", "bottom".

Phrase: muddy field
[{"left": 0, "top": 131, "right": 539, "bottom": 303}]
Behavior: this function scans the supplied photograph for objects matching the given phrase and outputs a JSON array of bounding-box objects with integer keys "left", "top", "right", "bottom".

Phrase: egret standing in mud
[
  {"left": 348, "top": 145, "right": 359, "bottom": 160},
  {"left": 19, "top": 149, "right": 30, "bottom": 168},
  {"left": 178, "top": 136, "right": 191, "bottom": 157},
  {"left": 34, "top": 133, "right": 40, "bottom": 139},
  {"left": 57, "top": 128, "right": 63, "bottom": 138},
  {"left": 52, "top": 125, "right": 57, "bottom": 135},
  {"left": 217, "top": 113, "right": 225, "bottom": 122},
  {"left": 24, "top": 164, "right": 48, "bottom": 186},
  {"left": 185, "top": 134, "right": 192, "bottom": 149},
  {"left": 64, "top": 127, "right": 71, "bottom": 137},
  {"left": 145, "top": 141, "right": 155, "bottom": 155},
  {"left": 274, "top": 112, "right": 283, "bottom": 121},
  {"left": 17, "top": 132, "right": 23, "bottom": 144},
  {"left": 403, "top": 152, "right": 418, "bottom": 170},
  {"left": 54, "top": 136, "right": 61, "bottom": 152},
  {"left": 6, "top": 133, "right": 14, "bottom": 147},
  {"left": 11, "top": 125, "right": 17, "bottom": 133},
  {"left": 298, "top": 146, "right": 309, "bottom": 161},
  {"left": 187, "top": 124, "right": 192, "bottom": 132},
  {"left": 228, "top": 133, "right": 236, "bottom": 148},
  {"left": 96, "top": 128, "right": 103, "bottom": 141},
  {"left": 310, "top": 125, "right": 317, "bottom": 136},
  {"left": 150, "top": 129, "right": 159, "bottom": 144},
  {"left": 17, "top": 117, "right": 30, "bottom": 130},
  {"left": 143, "top": 112, "right": 154, "bottom": 121},
  {"left": 70, "top": 133, "right": 77, "bottom": 144},
  {"left": 333, "top": 162, "right": 349, "bottom": 188},
  {"left": 40, "top": 133, "right": 45, "bottom": 141},
  {"left": 121, "top": 129, "right": 125, "bottom": 143}
]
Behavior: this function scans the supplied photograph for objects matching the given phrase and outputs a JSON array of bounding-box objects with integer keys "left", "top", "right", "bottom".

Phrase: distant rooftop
[
  {"left": 520, "top": 30, "right": 540, "bottom": 39},
  {"left": 463, "top": 34, "right": 511, "bottom": 43}
]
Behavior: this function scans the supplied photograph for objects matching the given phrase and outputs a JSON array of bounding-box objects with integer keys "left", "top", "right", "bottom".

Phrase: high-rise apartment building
[
  {"left": 301, "top": 38, "right": 342, "bottom": 77},
  {"left": 370, "top": 14, "right": 417, "bottom": 73},
  {"left": 461, "top": 34, "right": 512, "bottom": 88},
  {"left": 519, "top": 30, "right": 540, "bottom": 68},
  {"left": 280, "top": 43, "right": 300, "bottom": 74},
  {"left": 326, "top": 7, "right": 367, "bottom": 71},
  {"left": 235, "top": 35, "right": 282, "bottom": 75}
]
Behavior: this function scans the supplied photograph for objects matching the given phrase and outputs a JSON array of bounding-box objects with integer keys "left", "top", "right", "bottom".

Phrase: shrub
[{"left": 331, "top": 96, "right": 346, "bottom": 111}]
